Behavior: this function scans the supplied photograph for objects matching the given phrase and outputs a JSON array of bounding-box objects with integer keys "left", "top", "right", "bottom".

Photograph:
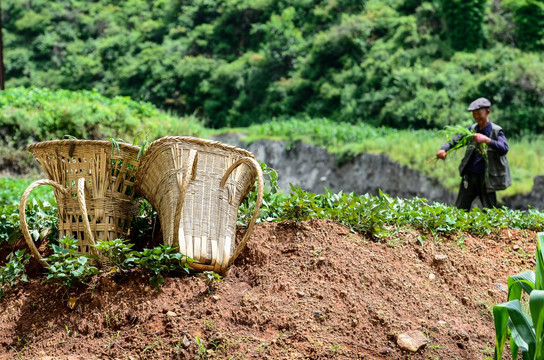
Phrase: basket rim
[
  {"left": 134, "top": 136, "right": 257, "bottom": 193},
  {"left": 27, "top": 139, "right": 141, "bottom": 153},
  {"left": 144, "top": 136, "right": 255, "bottom": 158}
]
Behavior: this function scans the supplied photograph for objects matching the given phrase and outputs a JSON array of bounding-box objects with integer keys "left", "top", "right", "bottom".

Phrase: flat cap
[{"left": 467, "top": 97, "right": 491, "bottom": 111}]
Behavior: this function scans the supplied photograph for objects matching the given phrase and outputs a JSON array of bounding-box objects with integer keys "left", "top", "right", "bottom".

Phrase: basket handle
[
  {"left": 220, "top": 157, "right": 264, "bottom": 270},
  {"left": 77, "top": 178, "right": 98, "bottom": 254},
  {"left": 19, "top": 179, "right": 69, "bottom": 267},
  {"left": 172, "top": 149, "right": 198, "bottom": 246}
]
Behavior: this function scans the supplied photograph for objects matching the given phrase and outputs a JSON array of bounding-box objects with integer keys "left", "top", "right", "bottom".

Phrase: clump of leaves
[
  {"left": 0, "top": 249, "right": 31, "bottom": 299},
  {"left": 203, "top": 271, "right": 223, "bottom": 294},
  {"left": 93, "top": 238, "right": 136, "bottom": 272},
  {"left": 43, "top": 236, "right": 98, "bottom": 288},
  {"left": 130, "top": 199, "right": 157, "bottom": 246},
  {"left": 238, "top": 161, "right": 285, "bottom": 224},
  {"left": 318, "top": 188, "right": 390, "bottom": 240},
  {"left": 279, "top": 184, "right": 324, "bottom": 222},
  {"left": 133, "top": 245, "right": 192, "bottom": 288}
]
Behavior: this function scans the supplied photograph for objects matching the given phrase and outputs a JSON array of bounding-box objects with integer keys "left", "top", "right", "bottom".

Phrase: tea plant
[
  {"left": 132, "top": 245, "right": 192, "bottom": 288},
  {"left": 42, "top": 236, "right": 98, "bottom": 288},
  {"left": 279, "top": 184, "right": 324, "bottom": 222},
  {"left": 0, "top": 249, "right": 31, "bottom": 300},
  {"left": 92, "top": 238, "right": 136, "bottom": 272},
  {"left": 238, "top": 162, "right": 285, "bottom": 225},
  {"left": 493, "top": 232, "right": 544, "bottom": 359},
  {"left": 202, "top": 271, "right": 223, "bottom": 294}
]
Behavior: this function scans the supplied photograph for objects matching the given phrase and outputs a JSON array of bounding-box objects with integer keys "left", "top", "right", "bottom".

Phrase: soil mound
[{"left": 0, "top": 219, "right": 535, "bottom": 359}]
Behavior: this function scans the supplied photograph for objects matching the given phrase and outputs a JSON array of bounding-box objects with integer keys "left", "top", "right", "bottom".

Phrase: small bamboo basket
[
  {"left": 135, "top": 136, "right": 263, "bottom": 275},
  {"left": 19, "top": 140, "right": 141, "bottom": 266}
]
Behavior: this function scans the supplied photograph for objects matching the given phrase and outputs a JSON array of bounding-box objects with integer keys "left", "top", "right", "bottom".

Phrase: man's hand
[
  {"left": 436, "top": 149, "right": 447, "bottom": 160},
  {"left": 473, "top": 133, "right": 491, "bottom": 144}
]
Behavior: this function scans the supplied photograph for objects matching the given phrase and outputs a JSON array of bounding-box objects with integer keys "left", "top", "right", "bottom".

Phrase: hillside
[
  {"left": 3, "top": 1, "right": 544, "bottom": 132},
  {"left": 0, "top": 219, "right": 535, "bottom": 359}
]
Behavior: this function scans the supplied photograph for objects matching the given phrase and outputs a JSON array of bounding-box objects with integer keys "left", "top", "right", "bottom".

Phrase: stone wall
[{"left": 216, "top": 135, "right": 456, "bottom": 205}]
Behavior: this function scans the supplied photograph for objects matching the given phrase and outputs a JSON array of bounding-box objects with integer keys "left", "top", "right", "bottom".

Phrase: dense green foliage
[
  {"left": 0, "top": 249, "right": 30, "bottom": 299},
  {"left": 0, "top": 87, "right": 206, "bottom": 148},
  {"left": 43, "top": 236, "right": 99, "bottom": 288},
  {"left": 41, "top": 235, "right": 191, "bottom": 289},
  {"left": 92, "top": 238, "right": 136, "bottom": 273},
  {"left": 133, "top": 245, "right": 191, "bottom": 288},
  {"left": 270, "top": 186, "right": 544, "bottom": 239},
  {"left": 0, "top": 177, "right": 57, "bottom": 244},
  {"left": 3, "top": 0, "right": 544, "bottom": 134}
]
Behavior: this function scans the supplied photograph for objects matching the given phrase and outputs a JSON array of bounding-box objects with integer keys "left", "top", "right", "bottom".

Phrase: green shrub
[
  {"left": 42, "top": 236, "right": 99, "bottom": 288},
  {"left": 0, "top": 87, "right": 206, "bottom": 148},
  {"left": 0, "top": 177, "right": 56, "bottom": 245},
  {"left": 132, "top": 245, "right": 192, "bottom": 288},
  {"left": 238, "top": 162, "right": 285, "bottom": 225},
  {"left": 0, "top": 250, "right": 31, "bottom": 300},
  {"left": 92, "top": 238, "right": 136, "bottom": 273},
  {"left": 502, "top": 0, "right": 544, "bottom": 51},
  {"left": 279, "top": 184, "right": 324, "bottom": 222},
  {"left": 438, "top": 0, "right": 486, "bottom": 51}
]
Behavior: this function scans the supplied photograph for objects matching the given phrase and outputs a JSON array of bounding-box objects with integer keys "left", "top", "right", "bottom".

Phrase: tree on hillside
[{"left": 439, "top": 0, "right": 487, "bottom": 51}]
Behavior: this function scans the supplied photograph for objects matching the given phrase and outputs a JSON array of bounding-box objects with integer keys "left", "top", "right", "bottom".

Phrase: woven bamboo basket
[
  {"left": 135, "top": 136, "right": 263, "bottom": 276},
  {"left": 19, "top": 140, "right": 141, "bottom": 266}
]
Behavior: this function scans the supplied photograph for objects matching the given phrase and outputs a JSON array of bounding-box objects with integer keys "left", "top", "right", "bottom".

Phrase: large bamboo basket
[
  {"left": 135, "top": 136, "right": 263, "bottom": 276},
  {"left": 19, "top": 140, "right": 141, "bottom": 266}
]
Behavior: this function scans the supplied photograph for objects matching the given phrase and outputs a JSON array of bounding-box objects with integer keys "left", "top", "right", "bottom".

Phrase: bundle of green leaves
[{"left": 439, "top": 125, "right": 487, "bottom": 156}]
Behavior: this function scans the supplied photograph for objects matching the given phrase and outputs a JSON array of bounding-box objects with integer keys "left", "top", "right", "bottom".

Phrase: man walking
[{"left": 436, "top": 97, "right": 511, "bottom": 211}]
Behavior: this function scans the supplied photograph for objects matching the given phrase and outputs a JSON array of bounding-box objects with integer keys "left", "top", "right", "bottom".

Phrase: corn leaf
[
  {"left": 508, "top": 318, "right": 527, "bottom": 360},
  {"left": 508, "top": 270, "right": 537, "bottom": 301},
  {"left": 536, "top": 233, "right": 544, "bottom": 290},
  {"left": 494, "top": 304, "right": 511, "bottom": 360},
  {"left": 505, "top": 300, "right": 536, "bottom": 359},
  {"left": 530, "top": 290, "right": 544, "bottom": 360}
]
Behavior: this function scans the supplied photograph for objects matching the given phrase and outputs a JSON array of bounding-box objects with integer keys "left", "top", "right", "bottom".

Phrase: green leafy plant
[
  {"left": 130, "top": 199, "right": 158, "bottom": 246},
  {"left": 42, "top": 236, "right": 98, "bottom": 288},
  {"left": 238, "top": 162, "right": 285, "bottom": 225},
  {"left": 493, "top": 232, "right": 544, "bottom": 359},
  {"left": 0, "top": 250, "right": 31, "bottom": 299},
  {"left": 279, "top": 184, "right": 324, "bottom": 222},
  {"left": 1, "top": 192, "right": 57, "bottom": 245},
  {"left": 92, "top": 238, "right": 136, "bottom": 272},
  {"left": 203, "top": 271, "right": 223, "bottom": 294},
  {"left": 195, "top": 335, "right": 207, "bottom": 359},
  {"left": 132, "top": 245, "right": 192, "bottom": 288}
]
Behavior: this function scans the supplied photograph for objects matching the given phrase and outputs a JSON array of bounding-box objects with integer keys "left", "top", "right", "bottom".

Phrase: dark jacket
[{"left": 459, "top": 123, "right": 512, "bottom": 192}]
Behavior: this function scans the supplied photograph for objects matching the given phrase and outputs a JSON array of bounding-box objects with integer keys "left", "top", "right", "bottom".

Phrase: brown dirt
[{"left": 0, "top": 219, "right": 536, "bottom": 359}]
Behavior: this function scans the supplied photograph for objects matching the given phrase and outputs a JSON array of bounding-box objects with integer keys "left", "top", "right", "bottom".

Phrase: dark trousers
[{"left": 455, "top": 172, "right": 497, "bottom": 211}]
